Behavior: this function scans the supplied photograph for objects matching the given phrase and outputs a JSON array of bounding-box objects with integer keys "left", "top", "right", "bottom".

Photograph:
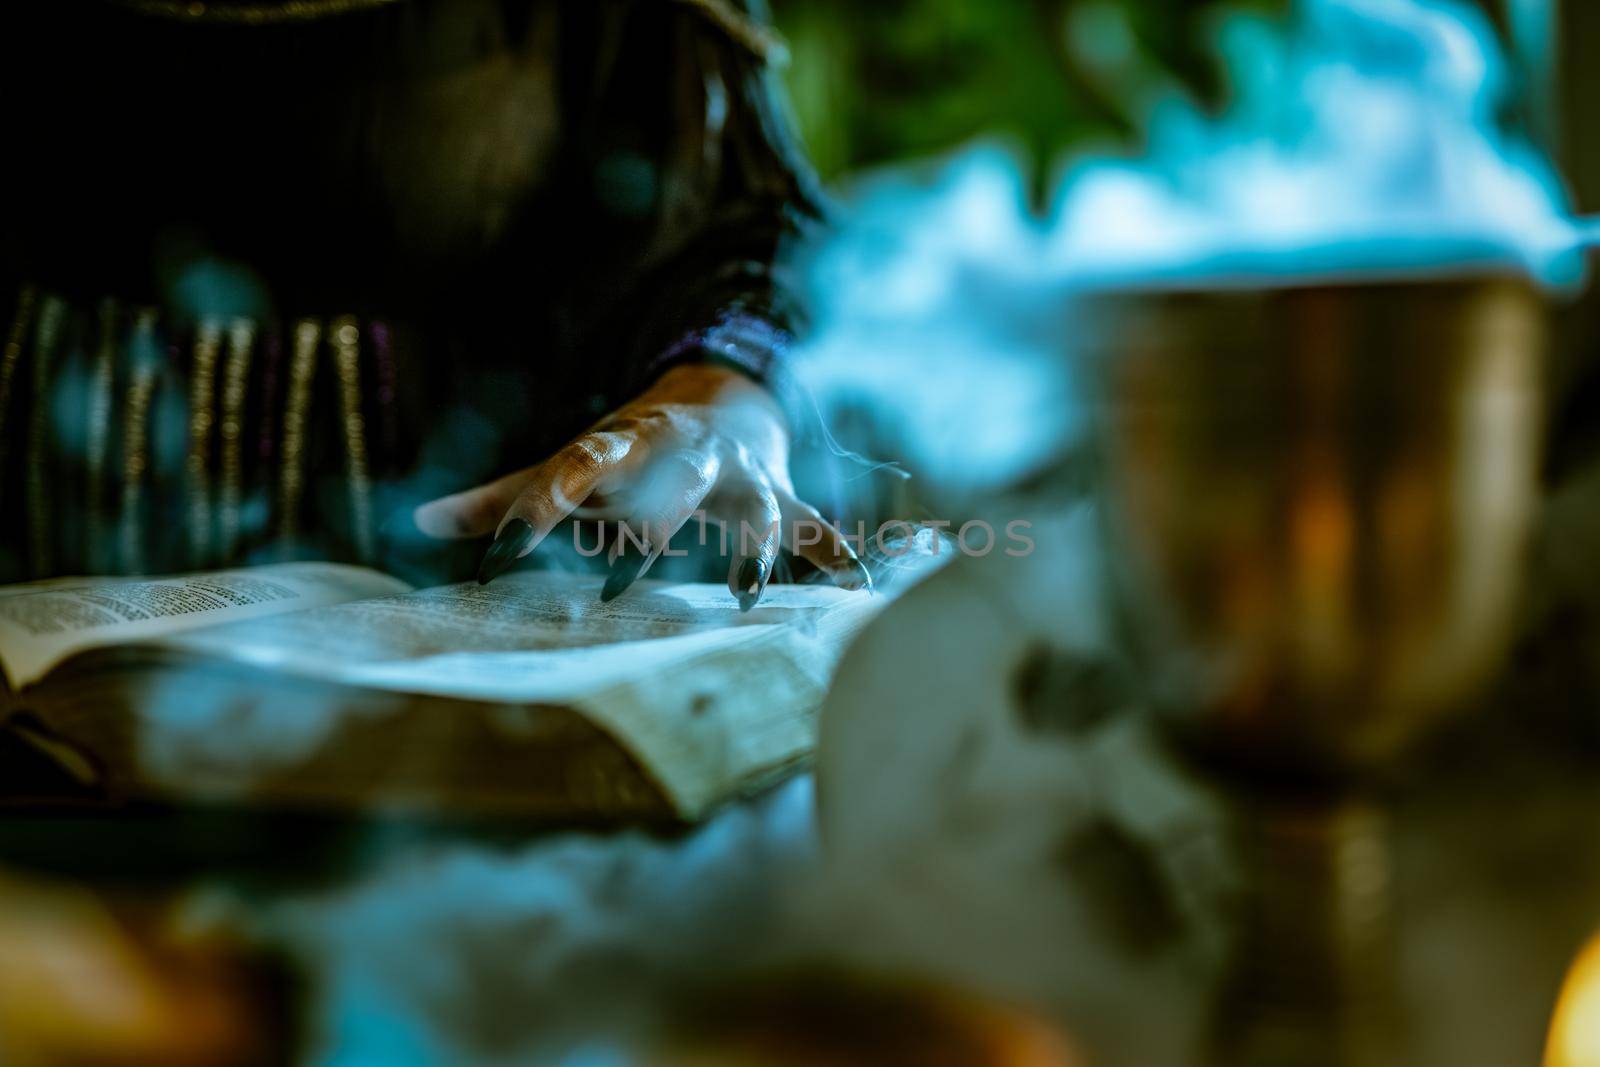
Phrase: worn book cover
[{"left": 0, "top": 564, "right": 879, "bottom": 821}]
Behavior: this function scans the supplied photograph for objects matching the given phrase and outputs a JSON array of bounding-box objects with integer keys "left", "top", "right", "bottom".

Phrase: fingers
[
  {"left": 414, "top": 468, "right": 529, "bottom": 540},
  {"left": 600, "top": 449, "right": 721, "bottom": 601},
  {"left": 626, "top": 449, "right": 723, "bottom": 558},
  {"left": 500, "top": 431, "right": 636, "bottom": 538},
  {"left": 775, "top": 488, "right": 873, "bottom": 592},
  {"left": 413, "top": 394, "right": 870, "bottom": 610},
  {"left": 416, "top": 431, "right": 635, "bottom": 542},
  {"left": 414, "top": 431, "right": 636, "bottom": 588},
  {"left": 723, "top": 480, "right": 784, "bottom": 612}
]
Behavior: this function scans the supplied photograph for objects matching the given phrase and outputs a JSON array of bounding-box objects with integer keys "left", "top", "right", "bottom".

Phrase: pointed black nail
[
  {"left": 601, "top": 547, "right": 647, "bottom": 602},
  {"left": 477, "top": 518, "right": 535, "bottom": 585},
  {"left": 736, "top": 557, "right": 767, "bottom": 613}
]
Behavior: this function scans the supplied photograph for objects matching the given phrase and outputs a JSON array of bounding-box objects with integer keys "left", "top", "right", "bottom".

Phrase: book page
[
  {"left": 0, "top": 563, "right": 411, "bottom": 691},
  {"left": 162, "top": 571, "right": 871, "bottom": 698},
  {"left": 161, "top": 572, "right": 882, "bottom": 816}
]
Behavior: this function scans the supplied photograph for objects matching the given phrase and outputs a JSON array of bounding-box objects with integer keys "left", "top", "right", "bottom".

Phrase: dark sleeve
[{"left": 554, "top": 0, "right": 825, "bottom": 430}]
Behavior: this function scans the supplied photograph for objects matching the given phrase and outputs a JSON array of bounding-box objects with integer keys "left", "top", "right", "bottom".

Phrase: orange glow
[{"left": 1546, "top": 932, "right": 1600, "bottom": 1067}]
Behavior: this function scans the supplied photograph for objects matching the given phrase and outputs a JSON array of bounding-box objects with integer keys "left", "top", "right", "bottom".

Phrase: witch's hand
[{"left": 413, "top": 364, "right": 869, "bottom": 609}]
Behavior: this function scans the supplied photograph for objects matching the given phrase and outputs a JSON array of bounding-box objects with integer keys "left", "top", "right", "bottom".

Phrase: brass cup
[{"left": 1081, "top": 274, "right": 1547, "bottom": 785}]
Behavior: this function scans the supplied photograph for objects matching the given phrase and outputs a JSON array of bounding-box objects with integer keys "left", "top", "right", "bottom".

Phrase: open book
[{"left": 0, "top": 563, "right": 881, "bottom": 821}]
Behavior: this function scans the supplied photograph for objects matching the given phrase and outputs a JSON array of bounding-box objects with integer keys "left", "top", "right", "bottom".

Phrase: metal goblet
[
  {"left": 1079, "top": 273, "right": 1548, "bottom": 1065},
  {"left": 1082, "top": 274, "right": 1545, "bottom": 783}
]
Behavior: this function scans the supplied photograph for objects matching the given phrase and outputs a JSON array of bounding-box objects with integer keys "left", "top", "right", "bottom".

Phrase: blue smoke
[
  {"left": 795, "top": 0, "right": 1584, "bottom": 498},
  {"left": 1047, "top": 0, "right": 1583, "bottom": 286}
]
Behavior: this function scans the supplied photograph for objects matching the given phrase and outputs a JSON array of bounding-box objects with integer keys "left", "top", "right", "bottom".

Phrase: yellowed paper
[
  {"left": 0, "top": 563, "right": 409, "bottom": 690},
  {"left": 162, "top": 572, "right": 879, "bottom": 815}
]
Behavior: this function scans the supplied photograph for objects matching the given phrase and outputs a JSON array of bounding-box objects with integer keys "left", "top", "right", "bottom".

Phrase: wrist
[{"left": 647, "top": 362, "right": 781, "bottom": 417}]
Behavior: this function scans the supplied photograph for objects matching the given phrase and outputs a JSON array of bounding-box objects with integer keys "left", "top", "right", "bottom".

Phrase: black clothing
[{"left": 0, "top": 0, "right": 821, "bottom": 582}]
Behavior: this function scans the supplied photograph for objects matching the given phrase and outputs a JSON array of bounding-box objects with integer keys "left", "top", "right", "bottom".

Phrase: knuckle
[
  {"left": 727, "top": 438, "right": 761, "bottom": 473},
  {"left": 563, "top": 435, "right": 616, "bottom": 478},
  {"left": 672, "top": 445, "right": 716, "bottom": 475},
  {"left": 607, "top": 411, "right": 673, "bottom": 439},
  {"left": 511, "top": 481, "right": 559, "bottom": 520},
  {"left": 569, "top": 437, "right": 606, "bottom": 470},
  {"left": 654, "top": 447, "right": 719, "bottom": 492}
]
